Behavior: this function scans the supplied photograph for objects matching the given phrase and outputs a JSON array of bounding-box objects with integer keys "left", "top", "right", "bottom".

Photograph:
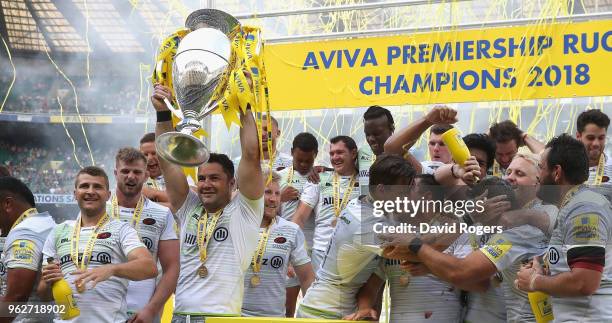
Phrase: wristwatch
[{"left": 408, "top": 237, "right": 423, "bottom": 254}]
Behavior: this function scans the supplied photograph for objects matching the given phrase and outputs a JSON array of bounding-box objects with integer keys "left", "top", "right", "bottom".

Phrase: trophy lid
[{"left": 185, "top": 9, "right": 240, "bottom": 36}]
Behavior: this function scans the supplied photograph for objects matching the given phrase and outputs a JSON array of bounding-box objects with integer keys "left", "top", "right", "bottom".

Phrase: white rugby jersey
[
  {"left": 453, "top": 232, "right": 507, "bottom": 323},
  {"left": 1, "top": 212, "right": 55, "bottom": 323},
  {"left": 42, "top": 218, "right": 145, "bottom": 323},
  {"left": 587, "top": 154, "right": 612, "bottom": 185},
  {"left": 278, "top": 167, "right": 315, "bottom": 249},
  {"left": 106, "top": 197, "right": 177, "bottom": 313},
  {"left": 300, "top": 171, "right": 361, "bottom": 253},
  {"left": 381, "top": 224, "right": 464, "bottom": 323},
  {"left": 241, "top": 217, "right": 310, "bottom": 317},
  {"left": 544, "top": 186, "right": 612, "bottom": 322},
  {"left": 174, "top": 190, "right": 263, "bottom": 316},
  {"left": 357, "top": 145, "right": 375, "bottom": 195},
  {"left": 297, "top": 197, "right": 383, "bottom": 319},
  {"left": 479, "top": 200, "right": 557, "bottom": 323}
]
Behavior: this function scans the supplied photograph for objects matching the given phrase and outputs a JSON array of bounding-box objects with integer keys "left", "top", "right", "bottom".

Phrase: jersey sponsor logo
[
  {"left": 142, "top": 237, "right": 153, "bottom": 250},
  {"left": 322, "top": 197, "right": 343, "bottom": 206},
  {"left": 142, "top": 218, "right": 156, "bottom": 225},
  {"left": 96, "top": 252, "right": 111, "bottom": 264},
  {"left": 482, "top": 235, "right": 512, "bottom": 262},
  {"left": 358, "top": 169, "right": 369, "bottom": 177},
  {"left": 184, "top": 233, "right": 197, "bottom": 245},
  {"left": 213, "top": 227, "right": 228, "bottom": 242},
  {"left": 59, "top": 252, "right": 112, "bottom": 265},
  {"left": 274, "top": 236, "right": 287, "bottom": 244},
  {"left": 384, "top": 258, "right": 401, "bottom": 266},
  {"left": 339, "top": 215, "right": 351, "bottom": 225},
  {"left": 59, "top": 254, "right": 72, "bottom": 265},
  {"left": 60, "top": 238, "right": 70, "bottom": 244},
  {"left": 270, "top": 256, "right": 284, "bottom": 269},
  {"left": 547, "top": 247, "right": 560, "bottom": 264},
  {"left": 573, "top": 214, "right": 599, "bottom": 241},
  {"left": 97, "top": 232, "right": 112, "bottom": 239},
  {"left": 12, "top": 240, "right": 35, "bottom": 264}
]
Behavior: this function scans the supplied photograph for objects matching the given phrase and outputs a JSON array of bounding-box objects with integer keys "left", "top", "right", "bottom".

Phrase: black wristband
[
  {"left": 408, "top": 237, "right": 423, "bottom": 254},
  {"left": 156, "top": 110, "right": 172, "bottom": 122}
]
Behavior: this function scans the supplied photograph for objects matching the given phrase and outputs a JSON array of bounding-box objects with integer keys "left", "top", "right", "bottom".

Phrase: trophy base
[{"left": 156, "top": 132, "right": 210, "bottom": 167}]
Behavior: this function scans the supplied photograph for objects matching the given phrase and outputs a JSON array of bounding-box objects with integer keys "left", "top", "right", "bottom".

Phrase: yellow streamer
[
  {"left": 0, "top": 35, "right": 16, "bottom": 114},
  {"left": 43, "top": 42, "right": 95, "bottom": 166},
  {"left": 57, "top": 97, "right": 83, "bottom": 169}
]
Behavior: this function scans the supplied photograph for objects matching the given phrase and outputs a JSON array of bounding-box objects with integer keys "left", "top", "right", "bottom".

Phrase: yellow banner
[
  {"left": 50, "top": 115, "right": 113, "bottom": 124},
  {"left": 264, "top": 20, "right": 612, "bottom": 110}
]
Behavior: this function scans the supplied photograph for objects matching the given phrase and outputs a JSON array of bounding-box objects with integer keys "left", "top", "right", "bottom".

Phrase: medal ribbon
[
  {"left": 560, "top": 185, "right": 581, "bottom": 209},
  {"left": 251, "top": 219, "right": 274, "bottom": 274},
  {"left": 111, "top": 194, "right": 145, "bottom": 233},
  {"left": 71, "top": 213, "right": 110, "bottom": 270},
  {"left": 10, "top": 208, "right": 37, "bottom": 231},
  {"left": 333, "top": 173, "right": 357, "bottom": 217},
  {"left": 197, "top": 209, "right": 223, "bottom": 265},
  {"left": 286, "top": 166, "right": 294, "bottom": 185},
  {"left": 591, "top": 154, "right": 605, "bottom": 185}
]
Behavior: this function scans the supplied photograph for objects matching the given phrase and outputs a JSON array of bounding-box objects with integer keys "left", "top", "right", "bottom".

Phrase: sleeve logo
[
  {"left": 12, "top": 240, "right": 35, "bottom": 264},
  {"left": 573, "top": 214, "right": 599, "bottom": 241},
  {"left": 481, "top": 234, "right": 512, "bottom": 262}
]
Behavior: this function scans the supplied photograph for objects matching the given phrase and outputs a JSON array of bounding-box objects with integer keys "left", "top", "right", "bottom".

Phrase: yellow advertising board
[{"left": 264, "top": 20, "right": 612, "bottom": 110}]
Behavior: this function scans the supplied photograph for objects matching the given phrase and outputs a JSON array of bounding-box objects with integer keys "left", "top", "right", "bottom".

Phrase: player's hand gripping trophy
[{"left": 156, "top": 9, "right": 240, "bottom": 166}]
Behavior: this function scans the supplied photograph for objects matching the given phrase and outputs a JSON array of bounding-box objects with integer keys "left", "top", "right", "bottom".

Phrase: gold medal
[
  {"left": 197, "top": 264, "right": 208, "bottom": 278},
  {"left": 250, "top": 274, "right": 261, "bottom": 287},
  {"left": 76, "top": 283, "right": 85, "bottom": 293},
  {"left": 399, "top": 274, "right": 411, "bottom": 287},
  {"left": 331, "top": 218, "right": 338, "bottom": 227}
]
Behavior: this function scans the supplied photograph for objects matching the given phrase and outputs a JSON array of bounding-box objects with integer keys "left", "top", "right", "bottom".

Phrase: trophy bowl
[{"left": 155, "top": 10, "right": 239, "bottom": 167}]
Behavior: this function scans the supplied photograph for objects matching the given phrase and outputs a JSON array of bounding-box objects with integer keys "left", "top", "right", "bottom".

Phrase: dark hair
[
  {"left": 364, "top": 105, "right": 395, "bottom": 129},
  {"left": 577, "top": 109, "right": 610, "bottom": 132},
  {"left": 292, "top": 132, "right": 318, "bottom": 153},
  {"left": 0, "top": 165, "right": 9, "bottom": 177},
  {"left": 430, "top": 124, "right": 453, "bottom": 135},
  {"left": 545, "top": 134, "right": 589, "bottom": 185},
  {"left": 369, "top": 154, "right": 416, "bottom": 186},
  {"left": 330, "top": 135, "right": 357, "bottom": 152},
  {"left": 468, "top": 177, "right": 519, "bottom": 210},
  {"left": 116, "top": 147, "right": 147, "bottom": 166},
  {"left": 0, "top": 176, "right": 35, "bottom": 207},
  {"left": 75, "top": 166, "right": 109, "bottom": 190},
  {"left": 414, "top": 174, "right": 444, "bottom": 201},
  {"left": 489, "top": 120, "right": 523, "bottom": 144},
  {"left": 140, "top": 132, "right": 156, "bottom": 145},
  {"left": 205, "top": 153, "right": 235, "bottom": 179},
  {"left": 463, "top": 133, "right": 497, "bottom": 171}
]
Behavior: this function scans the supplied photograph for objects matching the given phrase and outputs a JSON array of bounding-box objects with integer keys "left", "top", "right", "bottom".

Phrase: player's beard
[{"left": 536, "top": 175, "right": 560, "bottom": 205}]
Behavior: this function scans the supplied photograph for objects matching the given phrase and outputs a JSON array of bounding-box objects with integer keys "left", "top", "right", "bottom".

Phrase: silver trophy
[{"left": 156, "top": 9, "right": 240, "bottom": 167}]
